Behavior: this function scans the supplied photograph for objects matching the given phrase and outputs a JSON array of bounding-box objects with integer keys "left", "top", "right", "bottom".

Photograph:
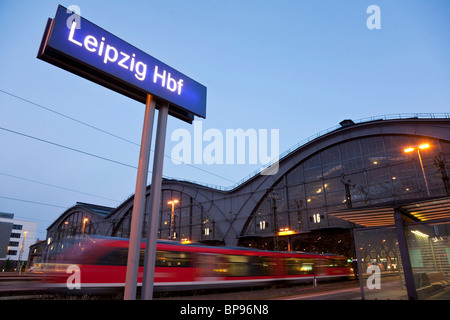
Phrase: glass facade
[
  {"left": 242, "top": 135, "right": 450, "bottom": 237},
  {"left": 48, "top": 134, "right": 450, "bottom": 253},
  {"left": 354, "top": 226, "right": 408, "bottom": 300},
  {"left": 112, "top": 189, "right": 220, "bottom": 244},
  {"left": 353, "top": 218, "right": 450, "bottom": 300},
  {"left": 55, "top": 211, "right": 93, "bottom": 240},
  {"left": 157, "top": 189, "right": 219, "bottom": 242},
  {"left": 405, "top": 221, "right": 450, "bottom": 299}
]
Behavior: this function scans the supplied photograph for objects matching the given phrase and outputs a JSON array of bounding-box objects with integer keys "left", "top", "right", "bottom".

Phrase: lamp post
[
  {"left": 18, "top": 231, "right": 28, "bottom": 274},
  {"left": 82, "top": 218, "right": 89, "bottom": 236},
  {"left": 5, "top": 246, "right": 10, "bottom": 269},
  {"left": 278, "top": 228, "right": 295, "bottom": 251},
  {"left": 268, "top": 190, "right": 279, "bottom": 251},
  {"left": 168, "top": 200, "right": 179, "bottom": 240},
  {"left": 43, "top": 237, "right": 52, "bottom": 280},
  {"left": 404, "top": 143, "right": 430, "bottom": 197}
]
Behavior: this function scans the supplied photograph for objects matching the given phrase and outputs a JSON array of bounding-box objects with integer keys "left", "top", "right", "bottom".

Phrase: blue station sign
[{"left": 37, "top": 5, "right": 206, "bottom": 123}]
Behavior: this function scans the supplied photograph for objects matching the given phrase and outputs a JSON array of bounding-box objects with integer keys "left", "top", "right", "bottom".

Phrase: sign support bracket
[
  {"left": 124, "top": 94, "right": 155, "bottom": 300},
  {"left": 141, "top": 103, "right": 169, "bottom": 300}
]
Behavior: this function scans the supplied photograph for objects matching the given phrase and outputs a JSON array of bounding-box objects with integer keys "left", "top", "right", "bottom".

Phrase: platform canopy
[{"left": 326, "top": 196, "right": 450, "bottom": 227}]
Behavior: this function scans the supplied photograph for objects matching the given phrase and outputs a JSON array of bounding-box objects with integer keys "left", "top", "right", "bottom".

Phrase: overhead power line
[
  {"left": 0, "top": 195, "right": 68, "bottom": 209},
  {"left": 0, "top": 89, "right": 236, "bottom": 184},
  {"left": 0, "top": 171, "right": 120, "bottom": 203},
  {"left": 0, "top": 89, "right": 139, "bottom": 146},
  {"left": 0, "top": 126, "right": 139, "bottom": 170},
  {"left": 0, "top": 126, "right": 232, "bottom": 187}
]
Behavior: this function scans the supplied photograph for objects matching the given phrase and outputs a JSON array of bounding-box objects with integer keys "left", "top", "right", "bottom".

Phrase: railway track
[
  {"left": 0, "top": 272, "right": 359, "bottom": 300},
  {"left": 0, "top": 272, "right": 57, "bottom": 299}
]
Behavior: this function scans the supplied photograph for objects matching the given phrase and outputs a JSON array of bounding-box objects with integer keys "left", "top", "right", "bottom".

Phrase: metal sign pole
[
  {"left": 141, "top": 103, "right": 169, "bottom": 300},
  {"left": 124, "top": 94, "right": 155, "bottom": 300}
]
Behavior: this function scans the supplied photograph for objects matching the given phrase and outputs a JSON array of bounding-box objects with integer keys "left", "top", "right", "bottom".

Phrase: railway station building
[{"left": 29, "top": 114, "right": 450, "bottom": 299}]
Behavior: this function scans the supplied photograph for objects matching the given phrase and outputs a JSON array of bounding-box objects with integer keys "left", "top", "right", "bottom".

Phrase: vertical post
[
  {"left": 124, "top": 94, "right": 156, "bottom": 300},
  {"left": 168, "top": 200, "right": 179, "bottom": 240},
  {"left": 169, "top": 202, "right": 174, "bottom": 239},
  {"left": 417, "top": 150, "right": 430, "bottom": 197},
  {"left": 18, "top": 231, "right": 28, "bottom": 275},
  {"left": 394, "top": 209, "right": 418, "bottom": 300},
  {"left": 353, "top": 227, "right": 365, "bottom": 300},
  {"left": 141, "top": 103, "right": 169, "bottom": 300}
]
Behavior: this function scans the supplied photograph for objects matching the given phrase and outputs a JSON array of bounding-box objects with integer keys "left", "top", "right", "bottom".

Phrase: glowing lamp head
[
  {"left": 278, "top": 228, "right": 295, "bottom": 236},
  {"left": 404, "top": 144, "right": 430, "bottom": 153},
  {"left": 168, "top": 199, "right": 179, "bottom": 205}
]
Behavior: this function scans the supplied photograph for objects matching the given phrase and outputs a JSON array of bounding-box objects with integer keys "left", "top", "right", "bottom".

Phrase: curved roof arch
[
  {"left": 47, "top": 202, "right": 114, "bottom": 241},
  {"left": 45, "top": 116, "right": 450, "bottom": 246},
  {"left": 234, "top": 119, "right": 450, "bottom": 240}
]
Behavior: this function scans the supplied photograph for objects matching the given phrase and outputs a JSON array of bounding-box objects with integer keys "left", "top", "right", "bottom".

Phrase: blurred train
[{"left": 35, "top": 236, "right": 353, "bottom": 292}]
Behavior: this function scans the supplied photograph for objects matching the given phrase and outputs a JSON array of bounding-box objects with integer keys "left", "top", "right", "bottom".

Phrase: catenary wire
[
  {"left": 0, "top": 171, "right": 120, "bottom": 203},
  {"left": 0, "top": 89, "right": 236, "bottom": 184},
  {"left": 0, "top": 126, "right": 139, "bottom": 170},
  {"left": 0, "top": 195, "right": 68, "bottom": 209}
]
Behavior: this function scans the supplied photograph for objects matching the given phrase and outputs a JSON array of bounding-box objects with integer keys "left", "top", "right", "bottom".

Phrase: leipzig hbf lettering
[{"left": 68, "top": 20, "right": 184, "bottom": 95}]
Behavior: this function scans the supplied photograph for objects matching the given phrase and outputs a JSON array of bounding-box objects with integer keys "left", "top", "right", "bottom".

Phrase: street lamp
[
  {"left": 278, "top": 228, "right": 296, "bottom": 251},
  {"left": 18, "top": 231, "right": 28, "bottom": 274},
  {"left": 167, "top": 200, "right": 179, "bottom": 240},
  {"left": 43, "top": 237, "right": 53, "bottom": 280},
  {"left": 404, "top": 143, "right": 431, "bottom": 197},
  {"left": 181, "top": 238, "right": 191, "bottom": 244},
  {"left": 278, "top": 228, "right": 295, "bottom": 236},
  {"left": 82, "top": 218, "right": 89, "bottom": 236}
]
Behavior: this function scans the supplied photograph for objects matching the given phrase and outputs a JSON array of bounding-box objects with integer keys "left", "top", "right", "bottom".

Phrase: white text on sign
[{"left": 67, "top": 21, "right": 185, "bottom": 95}]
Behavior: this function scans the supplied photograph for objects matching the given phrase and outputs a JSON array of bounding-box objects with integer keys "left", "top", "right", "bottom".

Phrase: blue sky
[{"left": 0, "top": 0, "right": 449, "bottom": 240}]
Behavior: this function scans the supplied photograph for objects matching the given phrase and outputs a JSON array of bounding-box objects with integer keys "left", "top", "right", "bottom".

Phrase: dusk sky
[{"left": 1, "top": 0, "right": 449, "bottom": 240}]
